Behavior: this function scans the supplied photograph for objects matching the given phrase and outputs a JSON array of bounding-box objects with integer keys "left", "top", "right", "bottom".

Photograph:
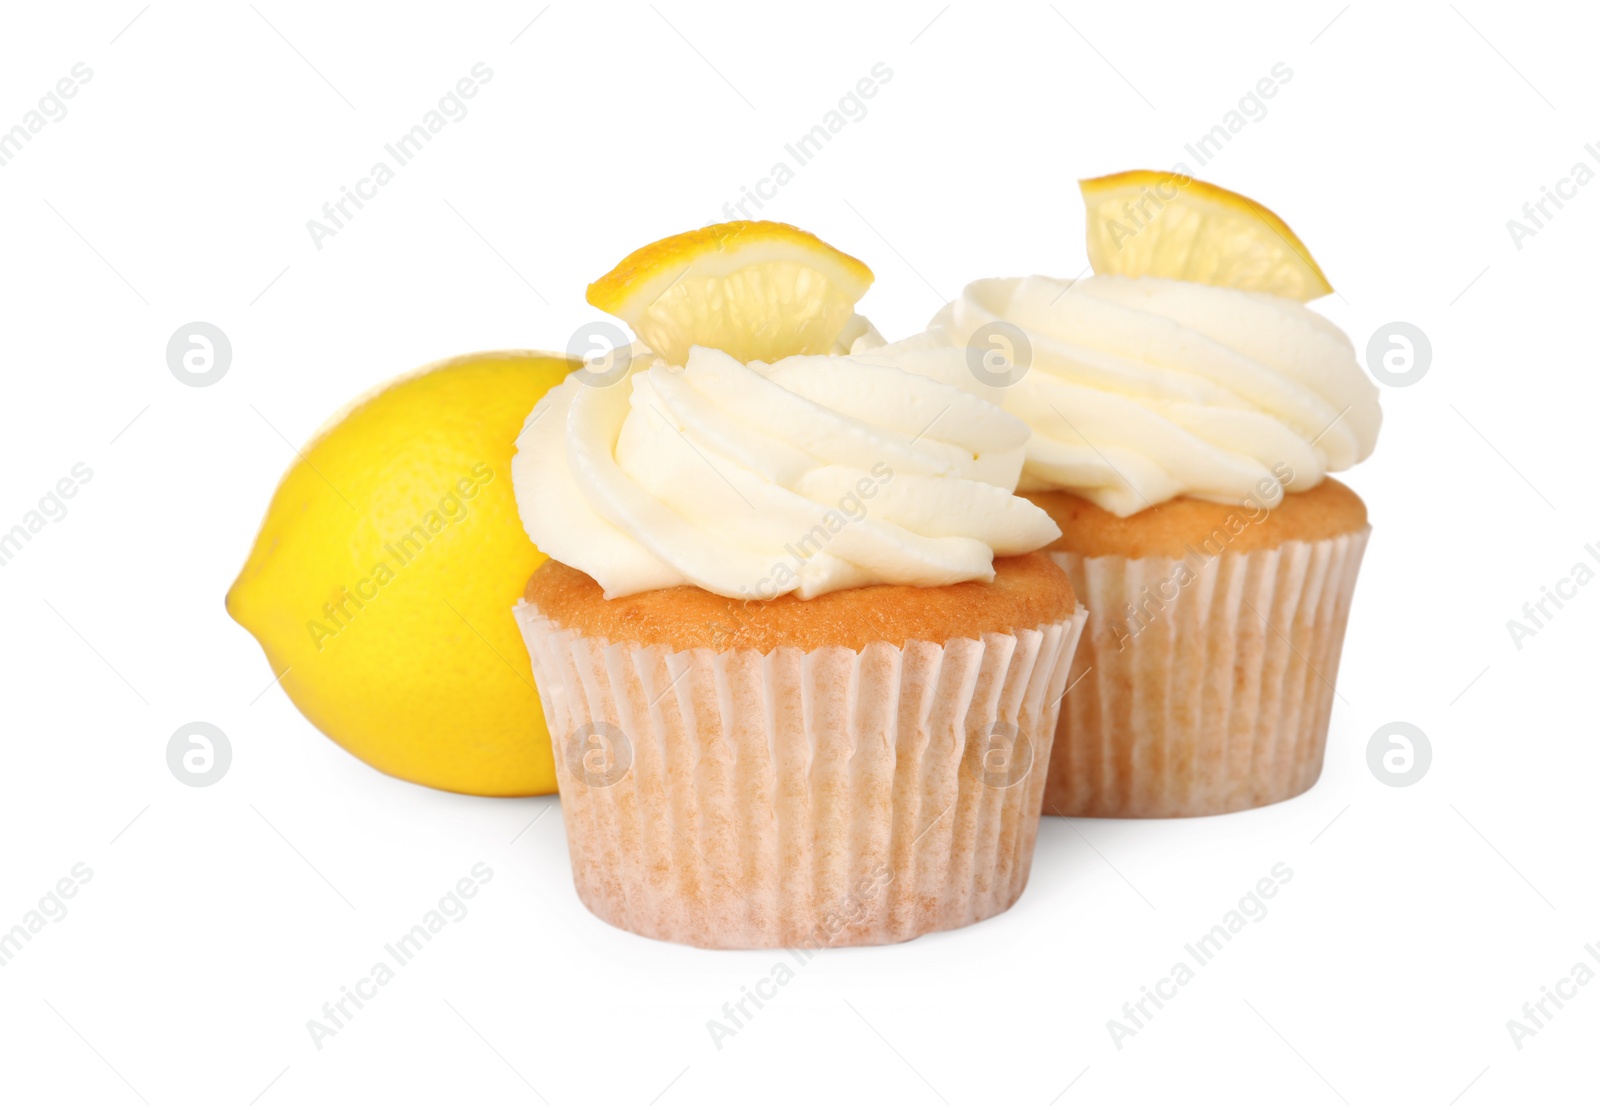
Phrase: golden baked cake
[{"left": 524, "top": 551, "right": 1075, "bottom": 653}]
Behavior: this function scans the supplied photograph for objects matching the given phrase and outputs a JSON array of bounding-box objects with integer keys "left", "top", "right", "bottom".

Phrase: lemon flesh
[
  {"left": 227, "top": 351, "right": 576, "bottom": 796},
  {"left": 1081, "top": 169, "right": 1333, "bottom": 301},
  {"left": 587, "top": 220, "right": 874, "bottom": 365}
]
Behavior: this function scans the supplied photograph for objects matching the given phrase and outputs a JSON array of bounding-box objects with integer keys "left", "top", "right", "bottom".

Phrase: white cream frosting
[
  {"left": 917, "top": 275, "right": 1381, "bottom": 516},
  {"left": 512, "top": 342, "right": 1059, "bottom": 600}
]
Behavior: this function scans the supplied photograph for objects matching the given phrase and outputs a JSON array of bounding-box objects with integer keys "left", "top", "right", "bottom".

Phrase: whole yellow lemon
[{"left": 227, "top": 351, "right": 576, "bottom": 796}]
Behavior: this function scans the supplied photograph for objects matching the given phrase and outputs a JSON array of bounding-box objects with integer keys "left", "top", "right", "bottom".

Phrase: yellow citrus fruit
[
  {"left": 587, "top": 220, "right": 874, "bottom": 365},
  {"left": 227, "top": 351, "right": 577, "bottom": 796},
  {"left": 1080, "top": 169, "right": 1333, "bottom": 301}
]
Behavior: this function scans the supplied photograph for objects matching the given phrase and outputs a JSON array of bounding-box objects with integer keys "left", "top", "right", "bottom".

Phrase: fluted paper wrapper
[
  {"left": 1045, "top": 530, "right": 1369, "bottom": 819},
  {"left": 514, "top": 602, "right": 1086, "bottom": 949}
]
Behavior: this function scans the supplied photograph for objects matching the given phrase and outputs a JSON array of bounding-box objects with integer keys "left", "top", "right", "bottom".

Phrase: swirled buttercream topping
[
  {"left": 513, "top": 343, "right": 1059, "bottom": 599},
  {"left": 922, "top": 274, "right": 1381, "bottom": 516}
]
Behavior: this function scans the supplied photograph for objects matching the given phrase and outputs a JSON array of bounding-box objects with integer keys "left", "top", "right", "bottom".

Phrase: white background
[{"left": 1, "top": 1, "right": 1595, "bottom": 1107}]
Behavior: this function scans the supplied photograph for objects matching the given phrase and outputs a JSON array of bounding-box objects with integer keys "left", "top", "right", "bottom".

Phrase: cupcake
[
  {"left": 511, "top": 222, "right": 1087, "bottom": 947},
  {"left": 909, "top": 173, "right": 1380, "bottom": 818}
]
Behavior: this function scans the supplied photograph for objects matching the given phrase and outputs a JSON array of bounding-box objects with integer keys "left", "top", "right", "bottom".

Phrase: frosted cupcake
[
  {"left": 911, "top": 174, "right": 1380, "bottom": 818},
  {"left": 511, "top": 222, "right": 1087, "bottom": 947}
]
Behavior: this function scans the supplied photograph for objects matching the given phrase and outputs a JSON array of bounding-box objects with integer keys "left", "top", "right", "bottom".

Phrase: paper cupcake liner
[
  {"left": 1044, "top": 529, "right": 1369, "bottom": 818},
  {"left": 514, "top": 601, "right": 1087, "bottom": 949}
]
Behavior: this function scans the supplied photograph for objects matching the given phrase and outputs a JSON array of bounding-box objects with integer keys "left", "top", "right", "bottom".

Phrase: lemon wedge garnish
[
  {"left": 1080, "top": 170, "right": 1333, "bottom": 301},
  {"left": 586, "top": 220, "right": 874, "bottom": 365}
]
